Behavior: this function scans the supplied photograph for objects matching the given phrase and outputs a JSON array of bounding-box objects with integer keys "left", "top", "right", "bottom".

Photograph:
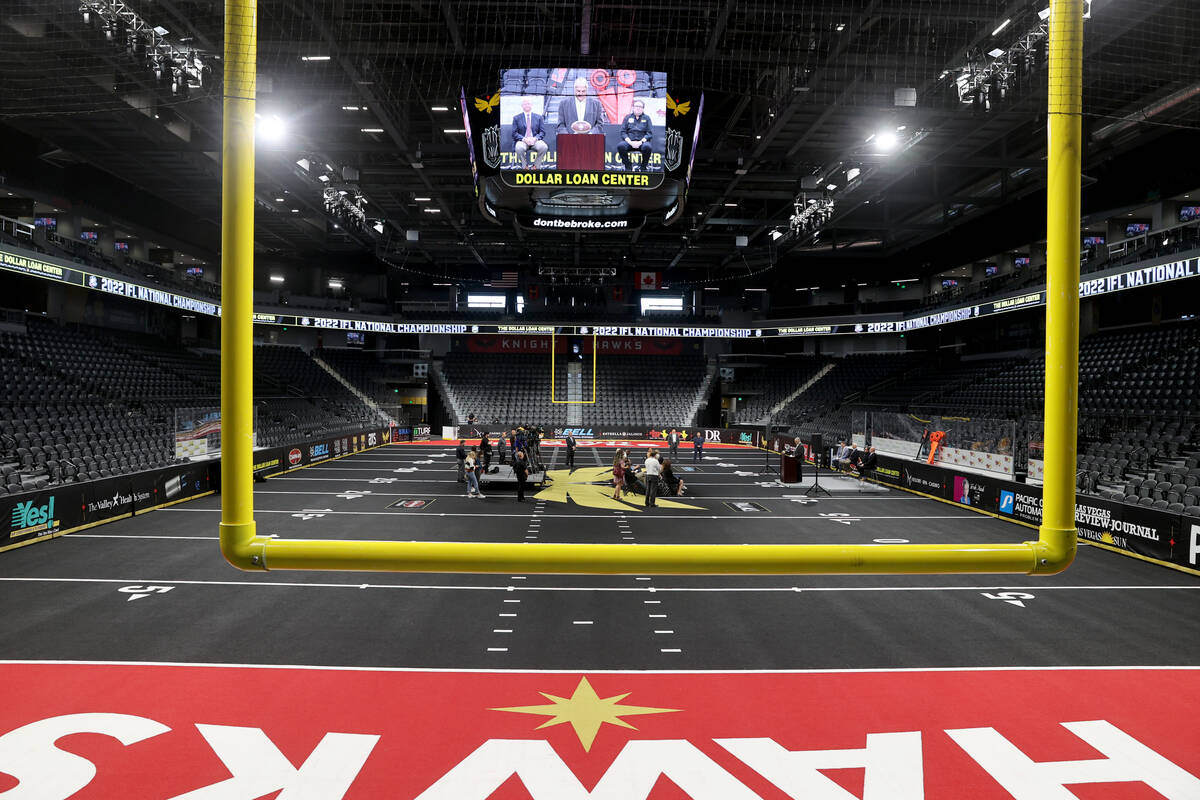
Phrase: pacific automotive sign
[{"left": 876, "top": 455, "right": 1194, "bottom": 572}]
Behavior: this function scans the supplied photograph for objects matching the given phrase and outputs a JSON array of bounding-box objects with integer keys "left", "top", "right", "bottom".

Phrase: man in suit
[
  {"left": 667, "top": 428, "right": 680, "bottom": 460},
  {"left": 556, "top": 77, "right": 605, "bottom": 135},
  {"left": 565, "top": 432, "right": 577, "bottom": 471},
  {"left": 512, "top": 98, "right": 548, "bottom": 169},
  {"left": 616, "top": 99, "right": 653, "bottom": 171}
]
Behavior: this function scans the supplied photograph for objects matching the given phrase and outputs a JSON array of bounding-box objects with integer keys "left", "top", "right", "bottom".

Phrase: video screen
[
  {"left": 1125, "top": 222, "right": 1150, "bottom": 237},
  {"left": 346, "top": 331, "right": 366, "bottom": 346},
  {"left": 114, "top": 241, "right": 129, "bottom": 252},
  {"left": 985, "top": 264, "right": 999, "bottom": 276},
  {"left": 1014, "top": 257, "right": 1031, "bottom": 267},
  {"left": 185, "top": 266, "right": 203, "bottom": 277},
  {"left": 80, "top": 231, "right": 98, "bottom": 242},
  {"left": 1180, "top": 206, "right": 1200, "bottom": 222},
  {"left": 942, "top": 278, "right": 959, "bottom": 288},
  {"left": 33, "top": 217, "right": 56, "bottom": 231},
  {"left": 1082, "top": 236, "right": 1105, "bottom": 248},
  {"left": 499, "top": 68, "right": 668, "bottom": 172}
]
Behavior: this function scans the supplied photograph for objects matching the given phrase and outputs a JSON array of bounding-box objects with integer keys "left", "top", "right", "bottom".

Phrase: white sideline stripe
[
  {"left": 6, "top": 658, "right": 1197, "bottom": 675},
  {"left": 157, "top": 508, "right": 978, "bottom": 521},
  {"left": 73, "top": 534, "right": 217, "bottom": 540},
  {"left": 2, "top": 577, "right": 1197, "bottom": 595}
]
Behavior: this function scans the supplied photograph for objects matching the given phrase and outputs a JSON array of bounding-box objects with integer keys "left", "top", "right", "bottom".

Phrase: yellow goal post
[{"left": 218, "top": 0, "right": 1081, "bottom": 576}]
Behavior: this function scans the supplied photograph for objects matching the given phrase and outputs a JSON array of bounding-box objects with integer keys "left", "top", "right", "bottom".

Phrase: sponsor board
[
  {"left": 0, "top": 663, "right": 1198, "bottom": 798},
  {"left": 555, "top": 427, "right": 596, "bottom": 438},
  {"left": 288, "top": 448, "right": 303, "bottom": 467},
  {"left": 388, "top": 499, "right": 435, "bottom": 510},
  {"left": 310, "top": 443, "right": 331, "bottom": 463},
  {"left": 8, "top": 495, "right": 58, "bottom": 539},
  {"left": 875, "top": 455, "right": 1192, "bottom": 571}
]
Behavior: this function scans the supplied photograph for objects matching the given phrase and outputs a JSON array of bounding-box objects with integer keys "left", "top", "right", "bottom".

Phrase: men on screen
[
  {"left": 616, "top": 99, "right": 653, "bottom": 171},
  {"left": 511, "top": 98, "right": 548, "bottom": 169},
  {"left": 556, "top": 77, "right": 605, "bottom": 135}
]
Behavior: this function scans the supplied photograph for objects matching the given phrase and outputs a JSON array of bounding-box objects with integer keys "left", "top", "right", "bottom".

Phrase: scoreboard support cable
[{"left": 217, "top": 0, "right": 1081, "bottom": 577}]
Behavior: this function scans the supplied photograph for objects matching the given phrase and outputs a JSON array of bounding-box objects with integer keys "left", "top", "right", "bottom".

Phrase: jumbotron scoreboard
[{"left": 462, "top": 68, "right": 703, "bottom": 232}]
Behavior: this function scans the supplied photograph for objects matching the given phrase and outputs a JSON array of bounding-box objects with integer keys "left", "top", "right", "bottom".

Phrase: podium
[
  {"left": 780, "top": 453, "right": 800, "bottom": 483},
  {"left": 556, "top": 134, "right": 605, "bottom": 170}
]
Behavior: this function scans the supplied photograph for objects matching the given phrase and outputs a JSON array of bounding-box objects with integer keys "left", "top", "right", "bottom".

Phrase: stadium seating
[
  {"left": 439, "top": 351, "right": 708, "bottom": 428},
  {"left": 0, "top": 320, "right": 389, "bottom": 493}
]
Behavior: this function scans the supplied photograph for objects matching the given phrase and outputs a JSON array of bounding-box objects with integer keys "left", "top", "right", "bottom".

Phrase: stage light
[
  {"left": 846, "top": 167, "right": 861, "bottom": 181},
  {"left": 991, "top": 18, "right": 1011, "bottom": 36},
  {"left": 875, "top": 131, "right": 898, "bottom": 150}
]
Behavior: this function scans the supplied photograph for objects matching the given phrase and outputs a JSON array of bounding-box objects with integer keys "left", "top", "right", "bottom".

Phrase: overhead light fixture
[
  {"left": 846, "top": 167, "right": 861, "bottom": 181},
  {"left": 257, "top": 114, "right": 286, "bottom": 143},
  {"left": 864, "top": 133, "right": 875, "bottom": 143},
  {"left": 372, "top": 221, "right": 385, "bottom": 234},
  {"left": 317, "top": 174, "right": 330, "bottom": 182},
  {"left": 414, "top": 196, "right": 431, "bottom": 202},
  {"left": 328, "top": 279, "right": 343, "bottom": 289},
  {"left": 423, "top": 208, "right": 441, "bottom": 213},
  {"left": 987, "top": 47, "right": 1005, "bottom": 58},
  {"left": 745, "top": 288, "right": 766, "bottom": 292},
  {"left": 704, "top": 287, "right": 719, "bottom": 290},
  {"left": 342, "top": 105, "right": 362, "bottom": 111},
  {"left": 724, "top": 202, "right": 738, "bottom": 207},
  {"left": 290, "top": 209, "right": 300, "bottom": 213},
  {"left": 835, "top": 23, "right": 845, "bottom": 31},
  {"left": 1038, "top": 7, "right": 1051, "bottom": 19},
  {"left": 770, "top": 230, "right": 784, "bottom": 241},
  {"left": 431, "top": 105, "right": 449, "bottom": 111},
  {"left": 301, "top": 55, "right": 331, "bottom": 62},
  {"left": 274, "top": 197, "right": 285, "bottom": 202},
  {"left": 826, "top": 183, "right": 838, "bottom": 191},
  {"left": 875, "top": 131, "right": 898, "bottom": 150},
  {"left": 360, "top": 127, "right": 384, "bottom": 133},
  {"left": 991, "top": 18, "right": 1011, "bottom": 36},
  {"left": 892, "top": 278, "right": 918, "bottom": 283},
  {"left": 442, "top": 128, "right": 466, "bottom": 134},
  {"left": 296, "top": 158, "right": 310, "bottom": 171},
  {"left": 269, "top": 275, "right": 285, "bottom": 283}
]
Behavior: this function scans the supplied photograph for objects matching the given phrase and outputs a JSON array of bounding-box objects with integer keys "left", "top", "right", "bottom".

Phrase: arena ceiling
[{"left": 1, "top": 0, "right": 1198, "bottom": 295}]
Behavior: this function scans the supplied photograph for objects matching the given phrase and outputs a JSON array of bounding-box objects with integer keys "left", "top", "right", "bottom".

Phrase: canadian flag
[{"left": 639, "top": 271, "right": 661, "bottom": 290}]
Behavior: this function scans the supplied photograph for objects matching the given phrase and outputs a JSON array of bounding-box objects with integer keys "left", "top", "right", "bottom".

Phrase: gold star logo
[
  {"left": 533, "top": 466, "right": 701, "bottom": 511},
  {"left": 492, "top": 676, "right": 680, "bottom": 751}
]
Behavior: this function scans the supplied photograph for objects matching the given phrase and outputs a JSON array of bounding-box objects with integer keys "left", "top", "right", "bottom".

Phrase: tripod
[
  {"left": 805, "top": 437, "right": 832, "bottom": 497},
  {"left": 762, "top": 423, "right": 779, "bottom": 475}
]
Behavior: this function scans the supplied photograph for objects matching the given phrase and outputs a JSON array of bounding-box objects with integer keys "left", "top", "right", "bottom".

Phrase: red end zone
[{"left": 1, "top": 663, "right": 1198, "bottom": 798}]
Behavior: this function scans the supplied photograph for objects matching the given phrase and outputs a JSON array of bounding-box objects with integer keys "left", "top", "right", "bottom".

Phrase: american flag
[{"left": 491, "top": 270, "right": 519, "bottom": 288}]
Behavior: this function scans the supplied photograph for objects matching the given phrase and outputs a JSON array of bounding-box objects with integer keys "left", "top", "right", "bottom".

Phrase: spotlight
[
  {"left": 257, "top": 114, "right": 287, "bottom": 143},
  {"left": 875, "top": 131, "right": 898, "bottom": 150}
]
